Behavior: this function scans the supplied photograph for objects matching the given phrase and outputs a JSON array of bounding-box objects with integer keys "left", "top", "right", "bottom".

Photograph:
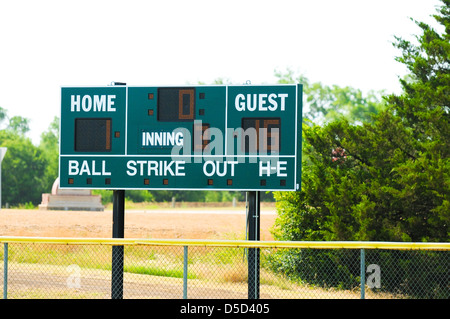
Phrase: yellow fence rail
[{"left": 1, "top": 236, "right": 449, "bottom": 250}]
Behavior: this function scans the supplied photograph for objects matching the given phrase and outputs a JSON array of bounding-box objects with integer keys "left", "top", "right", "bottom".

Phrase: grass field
[
  {"left": 0, "top": 205, "right": 398, "bottom": 299},
  {"left": 2, "top": 241, "right": 397, "bottom": 299}
]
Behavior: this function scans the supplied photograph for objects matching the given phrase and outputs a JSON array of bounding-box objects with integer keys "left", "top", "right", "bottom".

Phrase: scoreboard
[{"left": 59, "top": 84, "right": 302, "bottom": 191}]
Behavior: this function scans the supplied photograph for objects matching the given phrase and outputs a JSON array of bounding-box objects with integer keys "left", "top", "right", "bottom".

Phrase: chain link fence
[{"left": 1, "top": 238, "right": 448, "bottom": 299}]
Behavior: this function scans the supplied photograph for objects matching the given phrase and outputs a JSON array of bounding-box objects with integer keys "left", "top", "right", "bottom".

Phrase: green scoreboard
[{"left": 59, "top": 84, "right": 302, "bottom": 191}]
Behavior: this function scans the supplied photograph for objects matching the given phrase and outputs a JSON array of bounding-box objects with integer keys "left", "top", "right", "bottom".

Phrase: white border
[
  {"left": 294, "top": 84, "right": 298, "bottom": 190},
  {"left": 59, "top": 84, "right": 300, "bottom": 191},
  {"left": 125, "top": 87, "right": 128, "bottom": 156}
]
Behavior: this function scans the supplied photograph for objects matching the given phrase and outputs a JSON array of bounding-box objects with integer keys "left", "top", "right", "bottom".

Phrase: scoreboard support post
[
  {"left": 111, "top": 189, "right": 125, "bottom": 299},
  {"left": 110, "top": 82, "right": 126, "bottom": 299},
  {"left": 247, "top": 191, "right": 260, "bottom": 299}
]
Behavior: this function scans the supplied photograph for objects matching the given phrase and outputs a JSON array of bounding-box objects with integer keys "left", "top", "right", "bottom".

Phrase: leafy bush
[{"left": 271, "top": 1, "right": 449, "bottom": 297}]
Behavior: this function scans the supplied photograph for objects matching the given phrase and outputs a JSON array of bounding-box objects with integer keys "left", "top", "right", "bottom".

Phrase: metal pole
[
  {"left": 109, "top": 82, "right": 127, "bottom": 300},
  {"left": 3, "top": 243, "right": 8, "bottom": 299},
  {"left": 183, "top": 246, "right": 188, "bottom": 299},
  {"left": 111, "top": 189, "right": 125, "bottom": 299},
  {"left": 247, "top": 191, "right": 260, "bottom": 299},
  {"left": 0, "top": 147, "right": 7, "bottom": 210},
  {"left": 0, "top": 162, "right": 2, "bottom": 210},
  {"left": 360, "top": 248, "right": 365, "bottom": 299}
]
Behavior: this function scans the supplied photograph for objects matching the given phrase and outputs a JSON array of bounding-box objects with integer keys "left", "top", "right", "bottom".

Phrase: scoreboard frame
[{"left": 59, "top": 84, "right": 302, "bottom": 191}]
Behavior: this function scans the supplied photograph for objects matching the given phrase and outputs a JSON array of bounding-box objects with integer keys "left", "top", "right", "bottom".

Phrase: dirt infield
[{"left": 0, "top": 205, "right": 277, "bottom": 240}]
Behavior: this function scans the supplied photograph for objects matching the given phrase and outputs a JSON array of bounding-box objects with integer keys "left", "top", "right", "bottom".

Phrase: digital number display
[
  {"left": 158, "top": 87, "right": 195, "bottom": 121},
  {"left": 75, "top": 118, "right": 112, "bottom": 152},
  {"left": 193, "top": 122, "right": 210, "bottom": 151},
  {"left": 242, "top": 117, "right": 280, "bottom": 153}
]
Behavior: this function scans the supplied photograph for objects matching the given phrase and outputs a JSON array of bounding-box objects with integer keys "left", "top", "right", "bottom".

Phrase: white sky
[{"left": 0, "top": 0, "right": 443, "bottom": 145}]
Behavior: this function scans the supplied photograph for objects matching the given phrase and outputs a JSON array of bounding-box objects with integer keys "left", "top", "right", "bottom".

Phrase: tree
[
  {"left": 269, "top": 3, "right": 448, "bottom": 296},
  {"left": 0, "top": 130, "right": 48, "bottom": 206},
  {"left": 39, "top": 116, "right": 60, "bottom": 193},
  {"left": 272, "top": 0, "right": 449, "bottom": 243},
  {"left": 383, "top": 0, "right": 450, "bottom": 240},
  {"left": 0, "top": 108, "right": 46, "bottom": 206},
  {"left": 275, "top": 68, "right": 386, "bottom": 124},
  {"left": 0, "top": 107, "right": 30, "bottom": 135},
  {"left": 7, "top": 116, "right": 30, "bottom": 135},
  {"left": 0, "top": 107, "right": 7, "bottom": 127}
]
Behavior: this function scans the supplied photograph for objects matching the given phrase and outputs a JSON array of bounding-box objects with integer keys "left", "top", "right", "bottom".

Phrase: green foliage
[
  {"left": 38, "top": 116, "right": 60, "bottom": 195},
  {"left": 0, "top": 106, "right": 7, "bottom": 125},
  {"left": 0, "top": 107, "right": 30, "bottom": 134},
  {"left": 124, "top": 264, "right": 196, "bottom": 279},
  {"left": 144, "top": 190, "right": 243, "bottom": 203},
  {"left": 275, "top": 69, "right": 386, "bottom": 124},
  {"left": 15, "top": 201, "right": 36, "bottom": 209},
  {"left": 266, "top": 247, "right": 448, "bottom": 298},
  {"left": 271, "top": 0, "right": 449, "bottom": 295},
  {"left": 126, "top": 190, "right": 155, "bottom": 203},
  {"left": 273, "top": 0, "right": 449, "bottom": 244},
  {"left": 369, "top": 250, "right": 449, "bottom": 299},
  {"left": 92, "top": 189, "right": 246, "bottom": 205},
  {"left": 266, "top": 248, "right": 360, "bottom": 290},
  {"left": 7, "top": 116, "right": 30, "bottom": 135},
  {"left": 0, "top": 130, "right": 48, "bottom": 206}
]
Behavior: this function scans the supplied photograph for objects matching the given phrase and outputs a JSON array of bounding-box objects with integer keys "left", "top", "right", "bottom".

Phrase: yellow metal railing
[
  {"left": 1, "top": 236, "right": 449, "bottom": 250},
  {"left": 1, "top": 236, "right": 449, "bottom": 299}
]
